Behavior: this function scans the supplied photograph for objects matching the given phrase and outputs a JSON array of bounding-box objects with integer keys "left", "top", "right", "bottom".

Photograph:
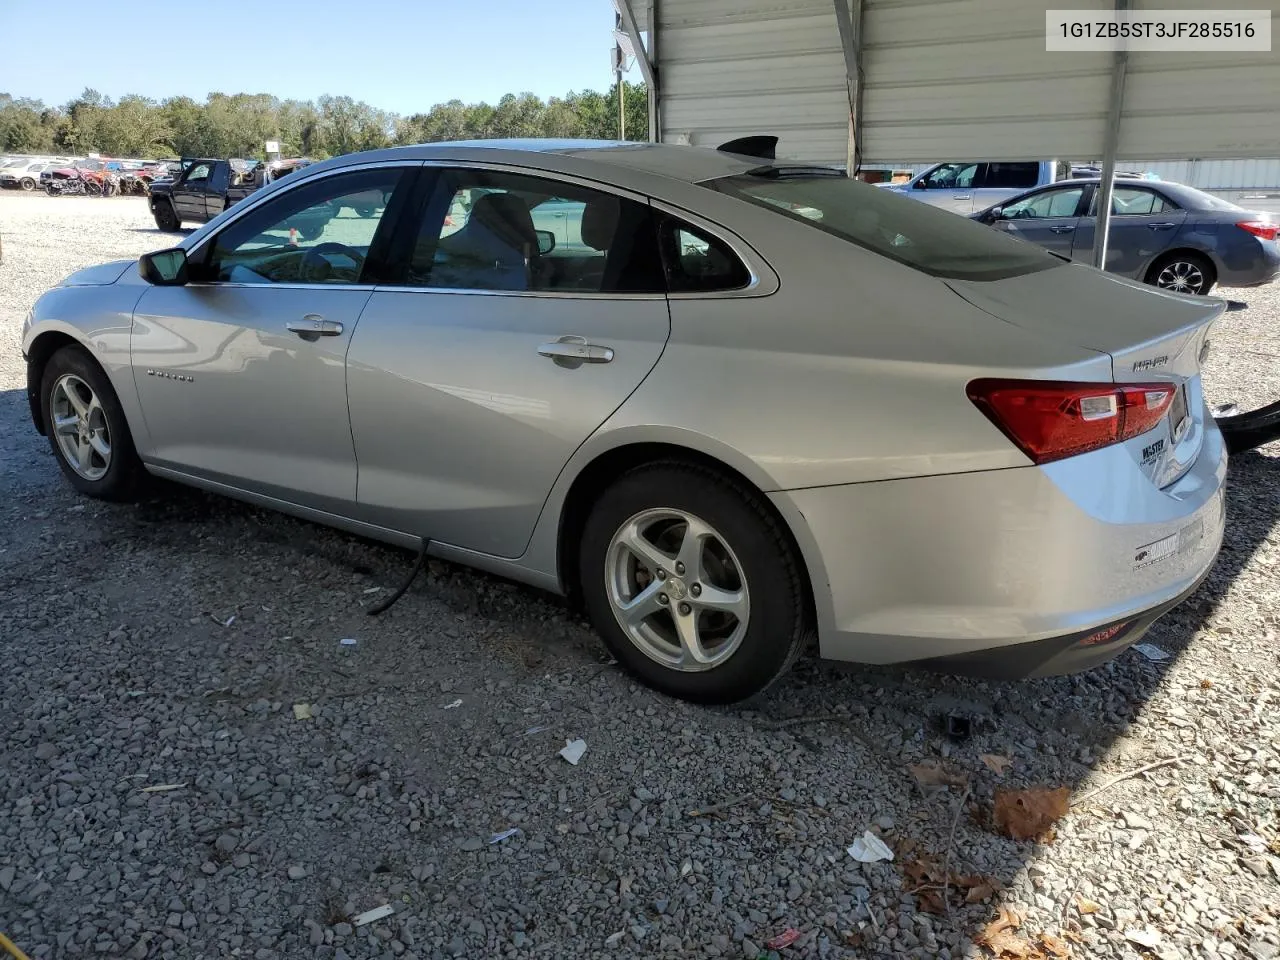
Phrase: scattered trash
[
  {"left": 992, "top": 786, "right": 1071, "bottom": 842},
  {"left": 488, "top": 828, "right": 520, "bottom": 845},
  {"left": 140, "top": 783, "right": 187, "bottom": 793},
  {"left": 944, "top": 714, "right": 971, "bottom": 741},
  {"left": 680, "top": 860, "right": 693, "bottom": 877},
  {"left": 363, "top": 587, "right": 383, "bottom": 594},
  {"left": 981, "top": 754, "right": 1013, "bottom": 776},
  {"left": 847, "top": 831, "right": 894, "bottom": 863},
  {"left": 559, "top": 738, "right": 587, "bottom": 765},
  {"left": 1133, "top": 643, "right": 1170, "bottom": 661},
  {"left": 0, "top": 931, "right": 32, "bottom": 960},
  {"left": 908, "top": 762, "right": 969, "bottom": 790},
  {"left": 210, "top": 613, "right": 236, "bottom": 627},
  {"left": 524, "top": 725, "right": 549, "bottom": 736},
  {"left": 292, "top": 703, "right": 313, "bottom": 721},
  {"left": 339, "top": 638, "right": 358, "bottom": 646},
  {"left": 352, "top": 904, "right": 395, "bottom": 927},
  {"left": 764, "top": 928, "right": 801, "bottom": 950},
  {"left": 442, "top": 699, "right": 463, "bottom": 710},
  {"left": 1125, "top": 928, "right": 1163, "bottom": 949}
]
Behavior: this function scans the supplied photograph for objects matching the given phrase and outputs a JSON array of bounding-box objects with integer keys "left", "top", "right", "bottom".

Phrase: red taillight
[
  {"left": 1236, "top": 220, "right": 1279, "bottom": 241},
  {"left": 967, "top": 379, "right": 1177, "bottom": 465}
]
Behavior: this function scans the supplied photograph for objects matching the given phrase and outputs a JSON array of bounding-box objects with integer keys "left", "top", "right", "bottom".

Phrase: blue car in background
[{"left": 971, "top": 178, "right": 1280, "bottom": 295}]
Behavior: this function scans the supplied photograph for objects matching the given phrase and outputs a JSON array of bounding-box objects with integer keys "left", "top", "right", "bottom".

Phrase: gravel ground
[{"left": 1, "top": 193, "right": 1278, "bottom": 960}]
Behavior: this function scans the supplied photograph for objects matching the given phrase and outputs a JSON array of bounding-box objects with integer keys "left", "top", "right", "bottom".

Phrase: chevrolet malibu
[{"left": 22, "top": 139, "right": 1227, "bottom": 703}]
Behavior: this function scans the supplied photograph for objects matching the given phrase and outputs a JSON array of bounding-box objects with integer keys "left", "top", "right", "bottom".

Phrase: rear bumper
[
  {"left": 771, "top": 418, "right": 1226, "bottom": 673},
  {"left": 1216, "top": 240, "right": 1280, "bottom": 287}
]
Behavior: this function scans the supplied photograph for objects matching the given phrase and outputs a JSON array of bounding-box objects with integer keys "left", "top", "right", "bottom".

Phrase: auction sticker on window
[{"left": 1047, "top": 9, "right": 1271, "bottom": 51}]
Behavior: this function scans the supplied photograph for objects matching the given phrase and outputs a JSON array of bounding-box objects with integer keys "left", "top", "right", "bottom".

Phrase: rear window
[{"left": 705, "top": 171, "right": 1061, "bottom": 281}]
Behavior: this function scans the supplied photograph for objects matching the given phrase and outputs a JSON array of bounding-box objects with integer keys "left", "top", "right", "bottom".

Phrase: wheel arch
[
  {"left": 1143, "top": 246, "right": 1220, "bottom": 287},
  {"left": 552, "top": 438, "right": 823, "bottom": 632},
  {"left": 24, "top": 329, "right": 85, "bottom": 435}
]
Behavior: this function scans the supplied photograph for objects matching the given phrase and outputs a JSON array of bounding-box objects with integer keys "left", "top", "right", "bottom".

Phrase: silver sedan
[{"left": 22, "top": 139, "right": 1227, "bottom": 703}]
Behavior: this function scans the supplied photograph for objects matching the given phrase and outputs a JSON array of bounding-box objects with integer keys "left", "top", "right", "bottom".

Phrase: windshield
[{"left": 705, "top": 172, "right": 1062, "bottom": 281}]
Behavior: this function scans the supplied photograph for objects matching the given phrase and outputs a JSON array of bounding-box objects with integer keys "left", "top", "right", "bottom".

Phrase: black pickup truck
[{"left": 148, "top": 157, "right": 331, "bottom": 233}]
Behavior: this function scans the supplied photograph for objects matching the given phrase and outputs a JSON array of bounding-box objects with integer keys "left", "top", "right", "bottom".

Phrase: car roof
[{"left": 312, "top": 139, "right": 771, "bottom": 187}]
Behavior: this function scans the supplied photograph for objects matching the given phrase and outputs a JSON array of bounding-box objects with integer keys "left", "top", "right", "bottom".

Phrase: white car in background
[{"left": 0, "top": 159, "right": 57, "bottom": 191}]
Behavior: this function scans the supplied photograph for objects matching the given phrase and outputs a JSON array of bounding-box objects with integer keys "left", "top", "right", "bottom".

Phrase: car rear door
[
  {"left": 1070, "top": 187, "right": 1189, "bottom": 278},
  {"left": 989, "top": 184, "right": 1087, "bottom": 257},
  {"left": 345, "top": 165, "right": 671, "bottom": 558},
  {"left": 130, "top": 163, "right": 416, "bottom": 510}
]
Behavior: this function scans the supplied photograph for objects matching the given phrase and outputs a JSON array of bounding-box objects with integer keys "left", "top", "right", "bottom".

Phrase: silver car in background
[{"left": 22, "top": 140, "right": 1226, "bottom": 703}]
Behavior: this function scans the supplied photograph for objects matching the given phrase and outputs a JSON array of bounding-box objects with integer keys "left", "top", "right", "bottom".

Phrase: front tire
[
  {"left": 1146, "top": 251, "right": 1216, "bottom": 295},
  {"left": 20, "top": 177, "right": 35, "bottom": 191},
  {"left": 41, "top": 346, "right": 146, "bottom": 501},
  {"left": 153, "top": 199, "right": 180, "bottom": 231},
  {"left": 578, "top": 463, "right": 808, "bottom": 704}
]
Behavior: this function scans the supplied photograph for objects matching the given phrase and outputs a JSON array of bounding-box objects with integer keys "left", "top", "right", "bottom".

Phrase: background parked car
[
  {"left": 971, "top": 179, "right": 1280, "bottom": 294},
  {"left": 0, "top": 159, "right": 56, "bottom": 191},
  {"left": 880, "top": 160, "right": 1152, "bottom": 214}
]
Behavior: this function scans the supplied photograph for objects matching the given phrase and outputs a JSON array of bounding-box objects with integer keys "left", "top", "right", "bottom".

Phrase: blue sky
[{"left": 0, "top": 0, "right": 624, "bottom": 113}]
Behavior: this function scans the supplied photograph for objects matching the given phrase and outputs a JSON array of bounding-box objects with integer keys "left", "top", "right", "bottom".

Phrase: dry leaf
[
  {"left": 1200, "top": 678, "right": 1213, "bottom": 689},
  {"left": 1038, "top": 932, "right": 1072, "bottom": 958},
  {"left": 992, "top": 786, "right": 1071, "bottom": 842},
  {"left": 965, "top": 878, "right": 999, "bottom": 903},
  {"left": 917, "top": 889, "right": 947, "bottom": 914},
  {"left": 909, "top": 762, "right": 970, "bottom": 790},
  {"left": 975, "top": 906, "right": 1031, "bottom": 958},
  {"left": 1075, "top": 897, "right": 1101, "bottom": 915},
  {"left": 981, "top": 754, "right": 1013, "bottom": 776}
]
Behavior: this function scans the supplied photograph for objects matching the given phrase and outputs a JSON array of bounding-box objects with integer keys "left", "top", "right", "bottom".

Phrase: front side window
[
  {"left": 201, "top": 167, "right": 404, "bottom": 285},
  {"left": 185, "top": 163, "right": 211, "bottom": 186},
  {"left": 1001, "top": 186, "right": 1084, "bottom": 220},
  {"left": 707, "top": 171, "right": 1060, "bottom": 281},
  {"left": 919, "top": 162, "right": 981, "bottom": 190},
  {"left": 404, "top": 169, "right": 664, "bottom": 294},
  {"left": 983, "top": 162, "right": 1040, "bottom": 189}
]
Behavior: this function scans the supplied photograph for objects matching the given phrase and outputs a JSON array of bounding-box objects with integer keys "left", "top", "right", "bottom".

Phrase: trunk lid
[{"left": 945, "top": 263, "right": 1225, "bottom": 487}]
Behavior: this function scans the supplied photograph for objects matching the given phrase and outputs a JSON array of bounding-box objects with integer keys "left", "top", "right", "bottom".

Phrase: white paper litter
[
  {"left": 363, "top": 587, "right": 383, "bottom": 594},
  {"left": 292, "top": 703, "right": 313, "bottom": 720},
  {"left": 442, "top": 699, "right": 463, "bottom": 710},
  {"left": 339, "top": 638, "right": 358, "bottom": 646},
  {"left": 488, "top": 828, "right": 520, "bottom": 844},
  {"left": 352, "top": 904, "right": 395, "bottom": 927},
  {"left": 559, "top": 738, "right": 587, "bottom": 765},
  {"left": 847, "top": 831, "right": 894, "bottom": 863},
  {"left": 1124, "top": 928, "right": 1162, "bottom": 948},
  {"left": 1133, "top": 643, "right": 1170, "bottom": 661},
  {"left": 140, "top": 783, "right": 187, "bottom": 793}
]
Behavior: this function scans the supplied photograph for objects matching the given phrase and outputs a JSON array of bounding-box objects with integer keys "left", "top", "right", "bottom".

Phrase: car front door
[
  {"left": 1070, "top": 187, "right": 1188, "bottom": 278},
  {"left": 989, "top": 184, "right": 1087, "bottom": 257},
  {"left": 171, "top": 162, "right": 213, "bottom": 221},
  {"left": 345, "top": 166, "right": 671, "bottom": 558},
  {"left": 909, "top": 162, "right": 985, "bottom": 213},
  {"left": 130, "top": 164, "right": 416, "bottom": 510}
]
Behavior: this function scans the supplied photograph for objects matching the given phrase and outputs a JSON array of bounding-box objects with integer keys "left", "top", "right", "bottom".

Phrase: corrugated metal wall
[
  {"left": 654, "top": 0, "right": 1280, "bottom": 165},
  {"left": 655, "top": 0, "right": 851, "bottom": 164}
]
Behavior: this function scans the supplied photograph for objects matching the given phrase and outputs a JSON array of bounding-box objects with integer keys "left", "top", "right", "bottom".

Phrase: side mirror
[
  {"left": 139, "top": 247, "right": 189, "bottom": 286},
  {"left": 535, "top": 229, "right": 556, "bottom": 256},
  {"left": 989, "top": 207, "right": 1004, "bottom": 221}
]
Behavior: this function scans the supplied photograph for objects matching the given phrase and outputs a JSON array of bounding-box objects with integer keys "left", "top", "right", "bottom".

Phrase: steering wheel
[{"left": 300, "top": 242, "right": 365, "bottom": 282}]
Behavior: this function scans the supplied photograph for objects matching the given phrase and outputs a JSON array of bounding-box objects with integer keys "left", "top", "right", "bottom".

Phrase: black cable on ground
[{"left": 367, "top": 537, "right": 430, "bottom": 616}]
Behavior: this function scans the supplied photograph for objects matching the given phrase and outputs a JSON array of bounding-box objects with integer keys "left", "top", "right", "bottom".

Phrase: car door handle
[
  {"left": 538, "top": 336, "right": 614, "bottom": 363},
  {"left": 1147, "top": 222, "right": 1177, "bottom": 230},
  {"left": 286, "top": 316, "right": 343, "bottom": 338},
  {"left": 1049, "top": 224, "right": 1076, "bottom": 233},
  {"left": 953, "top": 195, "right": 971, "bottom": 201}
]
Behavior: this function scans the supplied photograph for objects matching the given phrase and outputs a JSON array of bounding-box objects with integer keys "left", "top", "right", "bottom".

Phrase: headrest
[{"left": 580, "top": 196, "right": 620, "bottom": 251}]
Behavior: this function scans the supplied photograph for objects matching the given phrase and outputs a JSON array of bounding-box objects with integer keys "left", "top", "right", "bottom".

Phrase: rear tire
[
  {"left": 20, "top": 177, "right": 35, "bottom": 191},
  {"left": 1146, "top": 251, "right": 1216, "bottom": 295},
  {"left": 41, "top": 345, "right": 147, "bottom": 502},
  {"left": 153, "top": 200, "right": 180, "bottom": 232},
  {"left": 578, "top": 462, "right": 808, "bottom": 704}
]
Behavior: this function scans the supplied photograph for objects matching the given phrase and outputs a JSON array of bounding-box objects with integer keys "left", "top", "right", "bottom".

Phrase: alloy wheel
[
  {"left": 50, "top": 374, "right": 112, "bottom": 481},
  {"left": 1155, "top": 259, "right": 1207, "bottom": 294},
  {"left": 605, "top": 508, "right": 750, "bottom": 672}
]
